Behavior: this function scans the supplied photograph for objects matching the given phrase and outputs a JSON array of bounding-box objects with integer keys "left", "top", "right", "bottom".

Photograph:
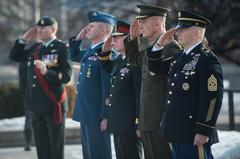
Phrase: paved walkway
[
  {"left": 1, "top": 118, "right": 240, "bottom": 159},
  {"left": 1, "top": 131, "right": 240, "bottom": 159}
]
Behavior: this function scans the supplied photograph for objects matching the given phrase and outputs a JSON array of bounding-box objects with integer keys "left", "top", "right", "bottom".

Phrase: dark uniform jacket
[
  {"left": 148, "top": 43, "right": 223, "bottom": 144},
  {"left": 9, "top": 39, "right": 72, "bottom": 113},
  {"left": 124, "top": 37, "right": 180, "bottom": 131},
  {"left": 100, "top": 54, "right": 142, "bottom": 134},
  {"left": 69, "top": 37, "right": 110, "bottom": 125}
]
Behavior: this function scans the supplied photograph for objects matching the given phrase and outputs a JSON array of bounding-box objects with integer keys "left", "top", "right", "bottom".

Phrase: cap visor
[
  {"left": 135, "top": 15, "right": 149, "bottom": 19},
  {"left": 112, "top": 32, "right": 126, "bottom": 36},
  {"left": 175, "top": 24, "right": 192, "bottom": 30}
]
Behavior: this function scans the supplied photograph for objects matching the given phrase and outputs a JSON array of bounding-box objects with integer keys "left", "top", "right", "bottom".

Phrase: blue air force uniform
[
  {"left": 69, "top": 11, "right": 116, "bottom": 159},
  {"left": 148, "top": 11, "right": 223, "bottom": 159}
]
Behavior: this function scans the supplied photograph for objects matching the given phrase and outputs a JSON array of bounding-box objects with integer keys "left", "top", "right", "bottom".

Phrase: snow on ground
[{"left": 0, "top": 117, "right": 240, "bottom": 159}]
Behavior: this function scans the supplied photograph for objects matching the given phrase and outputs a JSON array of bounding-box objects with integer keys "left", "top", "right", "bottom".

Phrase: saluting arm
[
  {"left": 68, "top": 37, "right": 86, "bottom": 62},
  {"left": 124, "top": 37, "right": 145, "bottom": 67},
  {"left": 97, "top": 50, "right": 115, "bottom": 75},
  {"left": 147, "top": 42, "right": 181, "bottom": 75},
  {"left": 9, "top": 39, "right": 33, "bottom": 62}
]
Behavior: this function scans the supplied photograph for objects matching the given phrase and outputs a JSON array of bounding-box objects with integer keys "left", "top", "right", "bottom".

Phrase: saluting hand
[
  {"left": 155, "top": 28, "right": 176, "bottom": 48},
  {"left": 102, "top": 36, "right": 112, "bottom": 52},
  {"left": 193, "top": 133, "right": 209, "bottom": 146},
  {"left": 130, "top": 19, "right": 141, "bottom": 40},
  {"left": 22, "top": 27, "right": 38, "bottom": 43},
  {"left": 76, "top": 25, "right": 88, "bottom": 40}
]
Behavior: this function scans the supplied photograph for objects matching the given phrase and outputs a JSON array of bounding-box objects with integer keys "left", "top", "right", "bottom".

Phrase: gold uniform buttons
[
  {"left": 169, "top": 91, "right": 172, "bottom": 95},
  {"left": 182, "top": 83, "right": 190, "bottom": 91}
]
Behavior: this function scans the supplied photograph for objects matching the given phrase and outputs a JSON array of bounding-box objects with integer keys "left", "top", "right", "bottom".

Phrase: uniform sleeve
[
  {"left": 45, "top": 44, "right": 72, "bottom": 84},
  {"left": 68, "top": 36, "right": 86, "bottom": 62},
  {"left": 124, "top": 36, "right": 145, "bottom": 67},
  {"left": 9, "top": 39, "right": 32, "bottom": 62},
  {"left": 97, "top": 50, "right": 115, "bottom": 74},
  {"left": 147, "top": 42, "right": 181, "bottom": 75},
  {"left": 99, "top": 65, "right": 111, "bottom": 119},
  {"left": 194, "top": 56, "right": 224, "bottom": 136},
  {"left": 132, "top": 67, "right": 142, "bottom": 128}
]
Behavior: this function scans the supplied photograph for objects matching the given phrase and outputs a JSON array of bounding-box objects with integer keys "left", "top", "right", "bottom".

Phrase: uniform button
[
  {"left": 189, "top": 116, "right": 192, "bottom": 119},
  {"left": 113, "top": 76, "right": 116, "bottom": 79},
  {"left": 32, "top": 84, "right": 36, "bottom": 87},
  {"left": 112, "top": 85, "right": 114, "bottom": 88},
  {"left": 171, "top": 83, "right": 175, "bottom": 86},
  {"left": 80, "top": 72, "right": 82, "bottom": 75},
  {"left": 120, "top": 77, "right": 123, "bottom": 80},
  {"left": 82, "top": 63, "right": 85, "bottom": 66},
  {"left": 169, "top": 91, "right": 172, "bottom": 95},
  {"left": 109, "top": 103, "right": 112, "bottom": 106},
  {"left": 77, "top": 82, "right": 79, "bottom": 84},
  {"left": 167, "top": 100, "right": 170, "bottom": 104},
  {"left": 76, "top": 91, "right": 78, "bottom": 94},
  {"left": 174, "top": 73, "right": 177, "bottom": 77},
  {"left": 110, "top": 94, "right": 112, "bottom": 97},
  {"left": 33, "top": 75, "right": 36, "bottom": 79},
  {"left": 185, "top": 76, "right": 188, "bottom": 79}
]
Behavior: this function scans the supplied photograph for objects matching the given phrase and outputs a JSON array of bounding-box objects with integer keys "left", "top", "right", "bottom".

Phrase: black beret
[{"left": 36, "top": 16, "right": 57, "bottom": 26}]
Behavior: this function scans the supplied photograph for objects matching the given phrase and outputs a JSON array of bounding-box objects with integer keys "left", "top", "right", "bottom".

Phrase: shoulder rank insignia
[{"left": 208, "top": 74, "right": 217, "bottom": 91}]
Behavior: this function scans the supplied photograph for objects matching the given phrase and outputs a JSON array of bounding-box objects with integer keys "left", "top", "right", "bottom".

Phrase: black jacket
[
  {"left": 100, "top": 54, "right": 142, "bottom": 134},
  {"left": 9, "top": 39, "right": 72, "bottom": 113}
]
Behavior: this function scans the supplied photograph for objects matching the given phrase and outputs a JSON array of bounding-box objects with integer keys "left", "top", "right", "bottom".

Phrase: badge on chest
[
  {"left": 119, "top": 67, "right": 129, "bottom": 78},
  {"left": 182, "top": 53, "right": 200, "bottom": 76},
  {"left": 41, "top": 54, "right": 59, "bottom": 67}
]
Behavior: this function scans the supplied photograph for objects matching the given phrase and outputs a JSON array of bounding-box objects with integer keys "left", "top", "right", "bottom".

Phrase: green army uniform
[{"left": 124, "top": 5, "right": 181, "bottom": 159}]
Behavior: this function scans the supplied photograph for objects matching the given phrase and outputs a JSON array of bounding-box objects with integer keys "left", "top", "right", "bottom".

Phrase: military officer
[
  {"left": 124, "top": 4, "right": 180, "bottom": 159},
  {"left": 147, "top": 11, "right": 223, "bottom": 159},
  {"left": 98, "top": 20, "right": 143, "bottom": 159},
  {"left": 9, "top": 16, "right": 72, "bottom": 159},
  {"left": 69, "top": 11, "right": 116, "bottom": 159}
]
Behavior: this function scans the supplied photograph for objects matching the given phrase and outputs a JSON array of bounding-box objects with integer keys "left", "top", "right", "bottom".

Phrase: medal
[{"left": 182, "top": 83, "right": 190, "bottom": 91}]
